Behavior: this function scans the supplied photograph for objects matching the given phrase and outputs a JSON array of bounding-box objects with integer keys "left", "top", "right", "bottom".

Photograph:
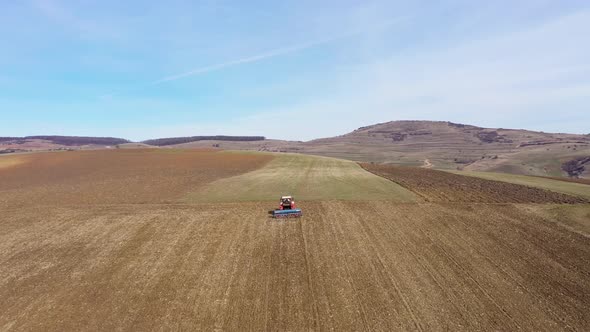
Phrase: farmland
[
  {"left": 1, "top": 149, "right": 590, "bottom": 331},
  {"left": 447, "top": 169, "right": 590, "bottom": 201},
  {"left": 188, "top": 153, "right": 417, "bottom": 202},
  {"left": 362, "top": 163, "right": 588, "bottom": 203},
  {"left": 0, "top": 149, "right": 273, "bottom": 206}
]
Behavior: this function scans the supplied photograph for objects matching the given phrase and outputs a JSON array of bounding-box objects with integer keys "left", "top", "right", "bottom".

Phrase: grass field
[
  {"left": 187, "top": 153, "right": 418, "bottom": 202},
  {"left": 448, "top": 170, "right": 590, "bottom": 200},
  {"left": 1, "top": 149, "right": 590, "bottom": 331}
]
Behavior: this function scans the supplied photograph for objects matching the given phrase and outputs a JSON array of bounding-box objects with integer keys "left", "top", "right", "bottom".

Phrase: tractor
[{"left": 272, "top": 195, "right": 302, "bottom": 218}]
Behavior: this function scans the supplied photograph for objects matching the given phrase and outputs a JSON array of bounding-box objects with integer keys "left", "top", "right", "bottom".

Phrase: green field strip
[{"left": 184, "top": 153, "right": 418, "bottom": 203}]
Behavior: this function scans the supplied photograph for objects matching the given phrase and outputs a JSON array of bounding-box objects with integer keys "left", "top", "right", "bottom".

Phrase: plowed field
[
  {"left": 362, "top": 163, "right": 587, "bottom": 203},
  {"left": 1, "top": 150, "right": 590, "bottom": 331},
  {"left": 0, "top": 149, "right": 273, "bottom": 206},
  {"left": 447, "top": 169, "right": 590, "bottom": 200},
  {"left": 1, "top": 202, "right": 589, "bottom": 331}
]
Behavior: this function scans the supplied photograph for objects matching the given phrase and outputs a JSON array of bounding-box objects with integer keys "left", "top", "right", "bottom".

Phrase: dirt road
[{"left": 422, "top": 158, "right": 433, "bottom": 168}]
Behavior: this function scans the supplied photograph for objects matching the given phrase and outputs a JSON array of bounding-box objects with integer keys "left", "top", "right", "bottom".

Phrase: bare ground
[
  {"left": 1, "top": 202, "right": 589, "bottom": 331},
  {"left": 2, "top": 151, "right": 590, "bottom": 331},
  {"left": 362, "top": 163, "right": 588, "bottom": 204},
  {"left": 0, "top": 149, "right": 273, "bottom": 207}
]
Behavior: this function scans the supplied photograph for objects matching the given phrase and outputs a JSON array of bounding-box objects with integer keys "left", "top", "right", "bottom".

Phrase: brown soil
[
  {"left": 0, "top": 149, "right": 272, "bottom": 207},
  {"left": 1, "top": 202, "right": 589, "bottom": 331},
  {"left": 2, "top": 150, "right": 590, "bottom": 331},
  {"left": 361, "top": 163, "right": 588, "bottom": 204}
]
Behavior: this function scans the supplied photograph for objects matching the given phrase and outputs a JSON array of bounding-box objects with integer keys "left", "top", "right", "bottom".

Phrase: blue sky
[{"left": 1, "top": 0, "right": 589, "bottom": 141}]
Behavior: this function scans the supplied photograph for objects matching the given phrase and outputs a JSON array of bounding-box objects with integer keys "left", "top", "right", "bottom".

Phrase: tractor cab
[{"left": 279, "top": 196, "right": 295, "bottom": 210}]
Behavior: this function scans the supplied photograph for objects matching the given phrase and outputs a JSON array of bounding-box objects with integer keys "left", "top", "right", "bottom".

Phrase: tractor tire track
[
  {"left": 339, "top": 202, "right": 425, "bottom": 331},
  {"left": 2, "top": 202, "right": 590, "bottom": 331},
  {"left": 298, "top": 216, "right": 320, "bottom": 331},
  {"left": 325, "top": 203, "right": 371, "bottom": 330}
]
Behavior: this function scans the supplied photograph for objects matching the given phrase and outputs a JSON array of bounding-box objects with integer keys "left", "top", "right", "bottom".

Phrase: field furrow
[
  {"left": 2, "top": 202, "right": 589, "bottom": 331},
  {"left": 2, "top": 150, "right": 590, "bottom": 331},
  {"left": 362, "top": 163, "right": 588, "bottom": 203}
]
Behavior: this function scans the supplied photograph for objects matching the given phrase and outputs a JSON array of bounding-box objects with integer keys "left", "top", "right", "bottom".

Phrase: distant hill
[
  {"left": 163, "top": 121, "right": 590, "bottom": 178},
  {"left": 0, "top": 136, "right": 130, "bottom": 152},
  {"left": 0, "top": 136, "right": 129, "bottom": 146},
  {"left": 2, "top": 121, "right": 589, "bottom": 178},
  {"left": 307, "top": 121, "right": 590, "bottom": 178}
]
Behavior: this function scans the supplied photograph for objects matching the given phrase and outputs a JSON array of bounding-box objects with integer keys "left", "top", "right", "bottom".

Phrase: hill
[
  {"left": 302, "top": 121, "right": 590, "bottom": 177},
  {"left": 0, "top": 135, "right": 130, "bottom": 152},
  {"left": 169, "top": 121, "right": 590, "bottom": 178},
  {"left": 2, "top": 121, "right": 589, "bottom": 178}
]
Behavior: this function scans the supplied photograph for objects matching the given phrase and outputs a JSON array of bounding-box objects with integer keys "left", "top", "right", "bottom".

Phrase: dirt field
[
  {"left": 0, "top": 156, "right": 26, "bottom": 170},
  {"left": 2, "top": 150, "right": 590, "bottom": 331},
  {"left": 448, "top": 170, "right": 590, "bottom": 200},
  {"left": 0, "top": 149, "right": 273, "bottom": 207},
  {"left": 362, "top": 163, "right": 588, "bottom": 203},
  {"left": 1, "top": 202, "right": 589, "bottom": 331},
  {"left": 519, "top": 204, "right": 590, "bottom": 236}
]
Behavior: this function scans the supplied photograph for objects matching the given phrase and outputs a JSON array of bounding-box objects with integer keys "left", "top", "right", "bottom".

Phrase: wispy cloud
[
  {"left": 150, "top": 18, "right": 405, "bottom": 85},
  {"left": 96, "top": 17, "right": 404, "bottom": 99},
  {"left": 150, "top": 40, "right": 326, "bottom": 84}
]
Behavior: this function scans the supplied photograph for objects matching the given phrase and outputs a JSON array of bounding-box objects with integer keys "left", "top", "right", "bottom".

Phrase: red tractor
[
  {"left": 272, "top": 195, "right": 302, "bottom": 218},
  {"left": 279, "top": 196, "right": 296, "bottom": 210}
]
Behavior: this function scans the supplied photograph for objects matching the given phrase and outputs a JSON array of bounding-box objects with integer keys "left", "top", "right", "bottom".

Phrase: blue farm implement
[{"left": 273, "top": 208, "right": 303, "bottom": 218}]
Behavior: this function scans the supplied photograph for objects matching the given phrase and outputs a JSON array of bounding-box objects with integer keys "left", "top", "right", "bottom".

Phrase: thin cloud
[
  {"left": 150, "top": 39, "right": 327, "bottom": 84},
  {"left": 150, "top": 18, "right": 405, "bottom": 85}
]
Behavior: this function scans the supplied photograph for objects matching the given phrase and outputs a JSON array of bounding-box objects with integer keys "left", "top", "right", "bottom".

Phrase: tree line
[
  {"left": 142, "top": 136, "right": 266, "bottom": 146},
  {"left": 0, "top": 136, "right": 130, "bottom": 146}
]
